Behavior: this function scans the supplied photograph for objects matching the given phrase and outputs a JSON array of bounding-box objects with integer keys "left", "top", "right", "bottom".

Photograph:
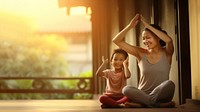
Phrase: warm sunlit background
[
  {"left": 0, "top": 0, "right": 92, "bottom": 77},
  {"left": 0, "top": 0, "right": 92, "bottom": 99},
  {"left": 0, "top": 0, "right": 91, "bottom": 32}
]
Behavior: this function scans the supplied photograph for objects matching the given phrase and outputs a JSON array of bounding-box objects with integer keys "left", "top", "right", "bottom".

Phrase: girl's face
[
  {"left": 111, "top": 53, "right": 126, "bottom": 70},
  {"left": 142, "top": 30, "right": 160, "bottom": 49}
]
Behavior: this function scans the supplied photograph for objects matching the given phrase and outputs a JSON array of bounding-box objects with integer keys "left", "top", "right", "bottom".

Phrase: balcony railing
[{"left": 0, "top": 77, "right": 94, "bottom": 94}]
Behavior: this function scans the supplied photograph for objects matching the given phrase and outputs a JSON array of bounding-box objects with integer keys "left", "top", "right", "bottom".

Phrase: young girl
[{"left": 96, "top": 48, "right": 131, "bottom": 108}]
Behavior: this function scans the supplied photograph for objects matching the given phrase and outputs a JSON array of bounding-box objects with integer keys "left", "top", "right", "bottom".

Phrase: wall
[
  {"left": 189, "top": 0, "right": 200, "bottom": 100},
  {"left": 159, "top": 0, "right": 179, "bottom": 104}
]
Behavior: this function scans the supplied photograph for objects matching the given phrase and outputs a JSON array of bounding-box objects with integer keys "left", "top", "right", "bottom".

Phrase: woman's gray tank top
[{"left": 138, "top": 51, "right": 170, "bottom": 94}]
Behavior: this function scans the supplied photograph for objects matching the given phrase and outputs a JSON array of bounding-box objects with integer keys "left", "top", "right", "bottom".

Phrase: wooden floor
[{"left": 0, "top": 100, "right": 199, "bottom": 112}]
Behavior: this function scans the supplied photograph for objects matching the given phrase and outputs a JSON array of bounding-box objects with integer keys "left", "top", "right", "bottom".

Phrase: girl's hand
[
  {"left": 102, "top": 56, "right": 108, "bottom": 64},
  {"left": 140, "top": 15, "right": 150, "bottom": 28},
  {"left": 128, "top": 14, "right": 140, "bottom": 28},
  {"left": 123, "top": 57, "right": 131, "bottom": 78},
  {"left": 123, "top": 57, "right": 129, "bottom": 67}
]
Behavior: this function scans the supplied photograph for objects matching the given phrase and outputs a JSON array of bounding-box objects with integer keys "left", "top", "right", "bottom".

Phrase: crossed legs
[
  {"left": 122, "top": 80, "right": 175, "bottom": 107},
  {"left": 99, "top": 95, "right": 129, "bottom": 108}
]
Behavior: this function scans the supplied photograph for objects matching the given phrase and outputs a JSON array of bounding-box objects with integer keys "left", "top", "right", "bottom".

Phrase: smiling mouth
[
  {"left": 144, "top": 43, "right": 150, "bottom": 47},
  {"left": 144, "top": 42, "right": 152, "bottom": 47},
  {"left": 115, "top": 65, "right": 122, "bottom": 68}
]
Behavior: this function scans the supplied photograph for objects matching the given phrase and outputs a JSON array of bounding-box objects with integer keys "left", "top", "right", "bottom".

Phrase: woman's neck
[{"left": 148, "top": 46, "right": 163, "bottom": 54}]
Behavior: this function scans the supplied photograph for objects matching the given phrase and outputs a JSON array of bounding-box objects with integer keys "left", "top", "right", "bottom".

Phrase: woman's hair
[
  {"left": 110, "top": 48, "right": 128, "bottom": 60},
  {"left": 144, "top": 24, "right": 167, "bottom": 47}
]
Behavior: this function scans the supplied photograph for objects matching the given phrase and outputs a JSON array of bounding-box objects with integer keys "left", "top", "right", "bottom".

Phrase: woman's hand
[
  {"left": 140, "top": 15, "right": 150, "bottom": 28},
  {"left": 127, "top": 14, "right": 140, "bottom": 29}
]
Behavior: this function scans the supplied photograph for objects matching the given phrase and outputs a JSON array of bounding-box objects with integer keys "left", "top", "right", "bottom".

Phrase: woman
[{"left": 112, "top": 14, "right": 175, "bottom": 107}]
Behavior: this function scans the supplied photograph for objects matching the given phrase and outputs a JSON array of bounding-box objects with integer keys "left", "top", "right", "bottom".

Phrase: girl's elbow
[
  {"left": 95, "top": 72, "right": 100, "bottom": 77},
  {"left": 126, "top": 76, "right": 131, "bottom": 79},
  {"left": 96, "top": 72, "right": 103, "bottom": 77},
  {"left": 126, "top": 74, "right": 131, "bottom": 79}
]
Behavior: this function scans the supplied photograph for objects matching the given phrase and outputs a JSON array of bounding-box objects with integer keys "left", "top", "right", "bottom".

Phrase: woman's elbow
[
  {"left": 165, "top": 36, "right": 173, "bottom": 43},
  {"left": 112, "top": 38, "right": 118, "bottom": 44},
  {"left": 112, "top": 39, "right": 121, "bottom": 46}
]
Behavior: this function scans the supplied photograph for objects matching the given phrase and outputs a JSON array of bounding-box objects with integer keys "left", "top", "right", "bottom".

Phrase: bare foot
[
  {"left": 159, "top": 101, "right": 176, "bottom": 108},
  {"left": 116, "top": 103, "right": 125, "bottom": 108},
  {"left": 101, "top": 104, "right": 125, "bottom": 109},
  {"left": 124, "top": 102, "right": 144, "bottom": 108}
]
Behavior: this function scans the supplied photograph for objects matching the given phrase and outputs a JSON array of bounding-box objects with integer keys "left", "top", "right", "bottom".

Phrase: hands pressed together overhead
[{"left": 128, "top": 14, "right": 150, "bottom": 29}]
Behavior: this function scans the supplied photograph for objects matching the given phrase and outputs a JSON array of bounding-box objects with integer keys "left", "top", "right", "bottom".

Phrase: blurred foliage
[
  {"left": 0, "top": 35, "right": 69, "bottom": 77},
  {"left": 79, "top": 71, "right": 92, "bottom": 77},
  {"left": 0, "top": 12, "right": 93, "bottom": 99},
  {"left": 0, "top": 11, "right": 68, "bottom": 77}
]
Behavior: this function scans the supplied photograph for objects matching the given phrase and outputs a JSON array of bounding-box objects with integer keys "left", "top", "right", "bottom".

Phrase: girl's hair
[
  {"left": 110, "top": 48, "right": 128, "bottom": 60},
  {"left": 144, "top": 24, "right": 167, "bottom": 47}
]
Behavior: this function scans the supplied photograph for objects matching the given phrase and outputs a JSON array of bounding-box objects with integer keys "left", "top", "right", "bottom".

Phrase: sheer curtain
[
  {"left": 91, "top": 0, "right": 111, "bottom": 94},
  {"left": 189, "top": 0, "right": 200, "bottom": 100}
]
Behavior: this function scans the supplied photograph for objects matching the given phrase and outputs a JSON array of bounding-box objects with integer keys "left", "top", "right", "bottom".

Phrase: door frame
[{"left": 176, "top": 0, "right": 191, "bottom": 104}]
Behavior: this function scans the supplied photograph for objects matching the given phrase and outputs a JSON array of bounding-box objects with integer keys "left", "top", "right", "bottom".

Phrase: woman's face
[{"left": 142, "top": 30, "right": 160, "bottom": 49}]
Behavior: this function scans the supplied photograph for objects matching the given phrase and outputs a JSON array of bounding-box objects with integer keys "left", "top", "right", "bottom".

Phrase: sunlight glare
[
  {"left": 0, "top": 0, "right": 65, "bottom": 19},
  {"left": 70, "top": 6, "right": 87, "bottom": 15},
  {"left": 0, "top": 0, "right": 91, "bottom": 33}
]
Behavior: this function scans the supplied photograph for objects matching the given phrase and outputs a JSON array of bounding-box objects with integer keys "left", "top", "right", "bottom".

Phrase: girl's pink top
[{"left": 102, "top": 69, "right": 127, "bottom": 96}]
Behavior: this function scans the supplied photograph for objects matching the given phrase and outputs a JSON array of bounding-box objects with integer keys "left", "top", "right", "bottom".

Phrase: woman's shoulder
[
  {"left": 162, "top": 48, "right": 173, "bottom": 65},
  {"left": 137, "top": 48, "right": 148, "bottom": 61}
]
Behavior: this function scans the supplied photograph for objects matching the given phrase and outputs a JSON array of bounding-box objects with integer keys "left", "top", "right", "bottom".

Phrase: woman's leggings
[{"left": 122, "top": 80, "right": 175, "bottom": 107}]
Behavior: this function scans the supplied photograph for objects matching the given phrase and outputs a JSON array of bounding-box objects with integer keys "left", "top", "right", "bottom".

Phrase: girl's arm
[
  {"left": 95, "top": 56, "right": 108, "bottom": 77},
  {"left": 123, "top": 57, "right": 131, "bottom": 79}
]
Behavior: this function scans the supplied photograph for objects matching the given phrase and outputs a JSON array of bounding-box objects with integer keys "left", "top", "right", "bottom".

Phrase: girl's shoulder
[
  {"left": 103, "top": 69, "right": 114, "bottom": 74},
  {"left": 102, "top": 69, "right": 116, "bottom": 78}
]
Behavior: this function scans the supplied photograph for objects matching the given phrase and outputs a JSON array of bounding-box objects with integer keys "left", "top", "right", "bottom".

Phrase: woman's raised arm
[{"left": 112, "top": 14, "right": 142, "bottom": 59}]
